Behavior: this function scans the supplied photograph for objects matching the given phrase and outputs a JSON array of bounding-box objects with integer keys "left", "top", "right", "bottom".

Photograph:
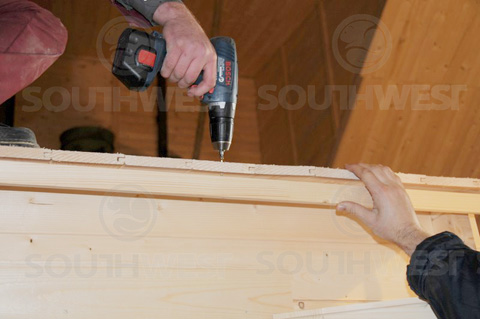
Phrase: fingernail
[{"left": 337, "top": 204, "right": 346, "bottom": 211}]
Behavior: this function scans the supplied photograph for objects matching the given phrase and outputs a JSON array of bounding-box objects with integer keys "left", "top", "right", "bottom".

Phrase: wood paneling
[
  {"left": 333, "top": 0, "right": 480, "bottom": 179},
  {"left": 256, "top": 51, "right": 296, "bottom": 165},
  {"left": 49, "top": 0, "right": 123, "bottom": 58},
  {"left": 0, "top": 149, "right": 476, "bottom": 317},
  {"left": 275, "top": 299, "right": 436, "bottom": 319},
  {"left": 320, "top": 0, "right": 387, "bottom": 128},
  {"left": 183, "top": 0, "right": 217, "bottom": 36},
  {"left": 283, "top": 11, "right": 334, "bottom": 166},
  {"left": 218, "top": 0, "right": 316, "bottom": 77},
  {"left": 255, "top": 0, "right": 386, "bottom": 166}
]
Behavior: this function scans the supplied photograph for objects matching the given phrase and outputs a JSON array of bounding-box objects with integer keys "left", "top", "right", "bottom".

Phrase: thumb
[{"left": 336, "top": 201, "right": 375, "bottom": 226}]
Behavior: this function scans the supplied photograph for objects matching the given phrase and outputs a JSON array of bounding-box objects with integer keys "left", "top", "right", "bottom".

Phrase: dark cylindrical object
[
  {"left": 208, "top": 102, "right": 236, "bottom": 152},
  {"left": 60, "top": 126, "right": 114, "bottom": 153}
]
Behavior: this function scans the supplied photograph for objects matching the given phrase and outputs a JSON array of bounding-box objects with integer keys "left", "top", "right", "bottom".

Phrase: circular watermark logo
[
  {"left": 332, "top": 14, "right": 392, "bottom": 74},
  {"left": 331, "top": 183, "right": 373, "bottom": 239},
  {"left": 99, "top": 184, "right": 158, "bottom": 241},
  {"left": 96, "top": 16, "right": 154, "bottom": 72}
]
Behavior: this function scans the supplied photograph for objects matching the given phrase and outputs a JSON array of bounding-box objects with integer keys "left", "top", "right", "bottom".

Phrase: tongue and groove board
[{"left": 0, "top": 146, "right": 478, "bottom": 318}]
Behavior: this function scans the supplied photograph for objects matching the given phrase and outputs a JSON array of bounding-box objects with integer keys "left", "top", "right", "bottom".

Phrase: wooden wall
[
  {"left": 0, "top": 150, "right": 477, "bottom": 317},
  {"left": 333, "top": 0, "right": 480, "bottom": 178},
  {"left": 255, "top": 0, "right": 386, "bottom": 166},
  {"left": 4, "top": 189, "right": 475, "bottom": 317}
]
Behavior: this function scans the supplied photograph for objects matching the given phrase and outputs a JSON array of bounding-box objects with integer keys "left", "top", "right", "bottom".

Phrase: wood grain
[
  {"left": 254, "top": 0, "right": 387, "bottom": 166},
  {"left": 274, "top": 298, "right": 435, "bottom": 319},
  {"left": 1, "top": 149, "right": 480, "bottom": 214},
  {"left": 0, "top": 149, "right": 476, "bottom": 318},
  {"left": 333, "top": 0, "right": 480, "bottom": 180}
]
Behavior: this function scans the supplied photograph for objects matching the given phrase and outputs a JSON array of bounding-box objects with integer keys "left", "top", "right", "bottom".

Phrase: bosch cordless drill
[{"left": 112, "top": 28, "right": 238, "bottom": 161}]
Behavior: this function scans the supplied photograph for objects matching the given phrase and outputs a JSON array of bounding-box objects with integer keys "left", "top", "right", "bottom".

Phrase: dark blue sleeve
[
  {"left": 114, "top": 0, "right": 182, "bottom": 25},
  {"left": 407, "top": 232, "right": 480, "bottom": 318}
]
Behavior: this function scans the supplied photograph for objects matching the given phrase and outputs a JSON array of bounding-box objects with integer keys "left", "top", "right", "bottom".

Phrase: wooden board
[
  {"left": 1, "top": 147, "right": 480, "bottom": 215},
  {"left": 274, "top": 298, "right": 435, "bottom": 319},
  {"left": 0, "top": 148, "right": 476, "bottom": 318}
]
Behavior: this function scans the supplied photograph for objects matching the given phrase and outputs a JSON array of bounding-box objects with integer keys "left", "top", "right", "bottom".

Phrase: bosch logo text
[
  {"left": 218, "top": 57, "right": 233, "bottom": 87},
  {"left": 225, "top": 61, "right": 233, "bottom": 87}
]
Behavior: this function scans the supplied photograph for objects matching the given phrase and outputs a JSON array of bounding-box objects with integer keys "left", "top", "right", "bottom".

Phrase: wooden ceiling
[
  {"left": 333, "top": 0, "right": 480, "bottom": 178},
  {"left": 186, "top": 0, "right": 318, "bottom": 77},
  {"left": 43, "top": 0, "right": 322, "bottom": 78},
  {"left": 255, "top": 0, "right": 386, "bottom": 166}
]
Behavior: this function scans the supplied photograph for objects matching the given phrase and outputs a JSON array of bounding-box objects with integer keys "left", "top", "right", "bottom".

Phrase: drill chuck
[{"left": 209, "top": 102, "right": 236, "bottom": 156}]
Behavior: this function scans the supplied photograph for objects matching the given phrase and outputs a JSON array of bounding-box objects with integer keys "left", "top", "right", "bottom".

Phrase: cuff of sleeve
[
  {"left": 406, "top": 232, "right": 465, "bottom": 299},
  {"left": 116, "top": 0, "right": 182, "bottom": 26}
]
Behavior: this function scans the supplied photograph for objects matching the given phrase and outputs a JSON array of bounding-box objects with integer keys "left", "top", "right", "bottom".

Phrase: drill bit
[{"left": 219, "top": 150, "right": 225, "bottom": 163}]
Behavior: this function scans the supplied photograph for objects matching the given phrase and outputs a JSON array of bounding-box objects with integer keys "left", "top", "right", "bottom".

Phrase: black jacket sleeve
[{"left": 407, "top": 232, "right": 480, "bottom": 318}]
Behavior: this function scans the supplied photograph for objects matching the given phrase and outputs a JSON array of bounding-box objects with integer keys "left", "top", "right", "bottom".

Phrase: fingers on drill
[
  {"left": 171, "top": 54, "right": 192, "bottom": 83},
  {"left": 180, "top": 58, "right": 203, "bottom": 90},
  {"left": 189, "top": 58, "right": 217, "bottom": 97},
  {"left": 161, "top": 48, "right": 182, "bottom": 80}
]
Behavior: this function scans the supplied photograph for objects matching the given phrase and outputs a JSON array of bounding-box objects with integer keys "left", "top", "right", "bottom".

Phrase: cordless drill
[{"left": 112, "top": 29, "right": 238, "bottom": 162}]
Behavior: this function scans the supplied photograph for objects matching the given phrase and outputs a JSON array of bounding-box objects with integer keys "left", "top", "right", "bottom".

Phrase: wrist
[
  {"left": 153, "top": 2, "right": 187, "bottom": 25},
  {"left": 396, "top": 228, "right": 430, "bottom": 256}
]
